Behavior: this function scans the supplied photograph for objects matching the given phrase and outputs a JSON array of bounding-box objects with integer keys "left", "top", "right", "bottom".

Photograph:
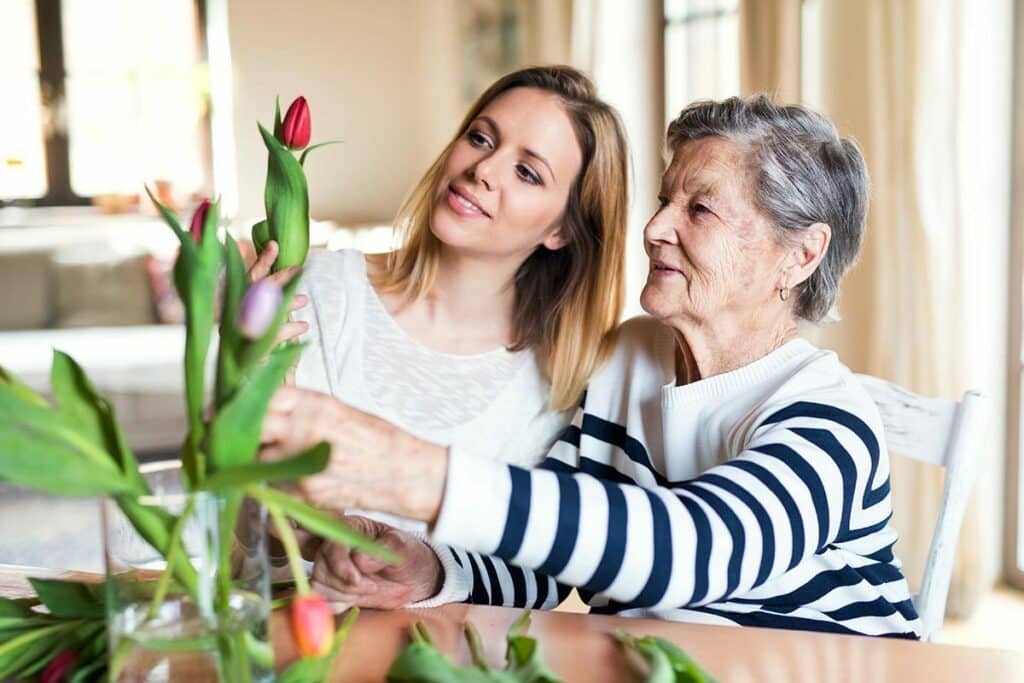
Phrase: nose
[
  {"left": 643, "top": 206, "right": 679, "bottom": 247},
  {"left": 467, "top": 154, "right": 496, "bottom": 192}
]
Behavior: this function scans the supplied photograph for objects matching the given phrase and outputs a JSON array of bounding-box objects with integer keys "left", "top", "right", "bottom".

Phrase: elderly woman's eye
[
  {"left": 691, "top": 203, "right": 711, "bottom": 215},
  {"left": 657, "top": 195, "right": 669, "bottom": 207}
]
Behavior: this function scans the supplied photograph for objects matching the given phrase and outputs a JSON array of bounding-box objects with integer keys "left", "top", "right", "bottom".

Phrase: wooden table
[{"left": 3, "top": 564, "right": 1022, "bottom": 682}]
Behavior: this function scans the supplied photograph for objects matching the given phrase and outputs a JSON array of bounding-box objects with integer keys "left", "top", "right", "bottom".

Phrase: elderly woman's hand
[
  {"left": 260, "top": 386, "right": 449, "bottom": 522},
  {"left": 309, "top": 516, "right": 444, "bottom": 609}
]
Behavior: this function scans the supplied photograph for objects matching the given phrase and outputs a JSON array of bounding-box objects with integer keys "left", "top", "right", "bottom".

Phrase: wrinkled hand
[
  {"left": 311, "top": 516, "right": 444, "bottom": 609},
  {"left": 248, "top": 239, "right": 308, "bottom": 346},
  {"left": 260, "top": 386, "right": 448, "bottom": 523}
]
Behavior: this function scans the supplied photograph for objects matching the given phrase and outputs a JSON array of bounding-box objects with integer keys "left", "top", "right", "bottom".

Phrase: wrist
[{"left": 396, "top": 433, "right": 448, "bottom": 524}]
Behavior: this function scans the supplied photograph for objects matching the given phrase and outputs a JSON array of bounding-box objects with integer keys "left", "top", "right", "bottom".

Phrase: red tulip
[
  {"left": 190, "top": 199, "right": 211, "bottom": 243},
  {"left": 281, "top": 96, "right": 311, "bottom": 150},
  {"left": 41, "top": 649, "right": 76, "bottom": 683},
  {"left": 291, "top": 593, "right": 333, "bottom": 658}
]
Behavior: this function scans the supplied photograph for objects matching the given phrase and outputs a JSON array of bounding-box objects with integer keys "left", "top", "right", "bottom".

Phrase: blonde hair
[{"left": 374, "top": 65, "right": 628, "bottom": 411}]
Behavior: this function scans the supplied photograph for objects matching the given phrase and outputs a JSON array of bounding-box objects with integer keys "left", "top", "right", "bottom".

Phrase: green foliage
[
  {"left": 258, "top": 121, "right": 310, "bottom": 271},
  {"left": 200, "top": 443, "right": 330, "bottom": 491},
  {"left": 615, "top": 632, "right": 717, "bottom": 683},
  {"left": 386, "top": 611, "right": 563, "bottom": 683},
  {"left": 0, "top": 582, "right": 107, "bottom": 682}
]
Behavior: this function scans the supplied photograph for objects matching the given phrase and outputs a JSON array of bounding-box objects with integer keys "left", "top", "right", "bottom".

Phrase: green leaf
[
  {"left": 278, "top": 656, "right": 327, "bottom": 683},
  {"left": 216, "top": 234, "right": 248, "bottom": 406},
  {"left": 144, "top": 184, "right": 187, "bottom": 241},
  {"left": 647, "top": 636, "right": 718, "bottom": 683},
  {"left": 200, "top": 443, "right": 329, "bottom": 491},
  {"left": 299, "top": 140, "right": 344, "bottom": 167},
  {"left": 246, "top": 486, "right": 398, "bottom": 563},
  {"left": 251, "top": 219, "right": 271, "bottom": 254},
  {"left": 0, "top": 366, "right": 48, "bottom": 407},
  {"left": 0, "top": 597, "right": 33, "bottom": 618},
  {"left": 273, "top": 96, "right": 283, "bottom": 141},
  {"left": 258, "top": 121, "right": 310, "bottom": 271},
  {"left": 49, "top": 350, "right": 145, "bottom": 490},
  {"left": 27, "top": 579, "right": 104, "bottom": 619},
  {"left": 208, "top": 342, "right": 303, "bottom": 471},
  {"left": 0, "top": 395, "right": 135, "bottom": 496},
  {"left": 114, "top": 496, "right": 198, "bottom": 595},
  {"left": 169, "top": 198, "right": 223, "bottom": 485}
]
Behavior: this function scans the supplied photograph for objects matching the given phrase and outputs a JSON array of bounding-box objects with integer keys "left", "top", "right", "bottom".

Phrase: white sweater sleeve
[{"left": 428, "top": 400, "right": 888, "bottom": 612}]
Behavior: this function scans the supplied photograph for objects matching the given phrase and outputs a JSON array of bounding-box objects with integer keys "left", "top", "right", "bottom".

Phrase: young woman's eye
[
  {"left": 467, "top": 130, "right": 492, "bottom": 148},
  {"left": 516, "top": 164, "right": 542, "bottom": 186}
]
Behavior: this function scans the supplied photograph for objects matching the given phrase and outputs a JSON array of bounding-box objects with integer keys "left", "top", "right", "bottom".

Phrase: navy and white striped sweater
[{"left": 425, "top": 317, "right": 922, "bottom": 638}]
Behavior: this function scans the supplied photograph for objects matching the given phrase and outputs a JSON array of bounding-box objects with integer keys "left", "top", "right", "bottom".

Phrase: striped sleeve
[{"left": 431, "top": 400, "right": 890, "bottom": 612}]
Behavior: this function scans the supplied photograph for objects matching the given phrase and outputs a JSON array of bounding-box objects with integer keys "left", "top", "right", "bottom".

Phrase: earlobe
[{"left": 542, "top": 229, "right": 570, "bottom": 251}]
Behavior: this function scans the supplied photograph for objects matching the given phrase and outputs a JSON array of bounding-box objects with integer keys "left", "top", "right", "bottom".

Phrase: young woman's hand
[
  {"left": 309, "top": 516, "right": 444, "bottom": 609},
  {"left": 248, "top": 240, "right": 309, "bottom": 346},
  {"left": 259, "top": 387, "right": 448, "bottom": 523}
]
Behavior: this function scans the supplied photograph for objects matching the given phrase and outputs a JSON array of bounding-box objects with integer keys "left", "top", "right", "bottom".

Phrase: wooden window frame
[{"left": 1004, "top": 0, "right": 1024, "bottom": 589}]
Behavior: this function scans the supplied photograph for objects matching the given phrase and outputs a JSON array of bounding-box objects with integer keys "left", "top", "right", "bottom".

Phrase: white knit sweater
[
  {"left": 427, "top": 316, "right": 922, "bottom": 638},
  {"left": 292, "top": 248, "right": 572, "bottom": 531}
]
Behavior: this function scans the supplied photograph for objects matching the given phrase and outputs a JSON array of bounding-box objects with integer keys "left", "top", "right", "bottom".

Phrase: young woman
[{"left": 252, "top": 65, "right": 630, "bottom": 540}]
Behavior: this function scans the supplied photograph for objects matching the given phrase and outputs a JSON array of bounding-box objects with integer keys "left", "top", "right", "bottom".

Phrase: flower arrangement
[{"left": 0, "top": 96, "right": 379, "bottom": 682}]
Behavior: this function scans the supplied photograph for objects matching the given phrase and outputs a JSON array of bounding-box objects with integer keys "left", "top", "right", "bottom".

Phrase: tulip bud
[
  {"left": 41, "top": 650, "right": 76, "bottom": 683},
  {"left": 238, "top": 279, "right": 283, "bottom": 340},
  {"left": 291, "top": 593, "right": 333, "bottom": 658},
  {"left": 190, "top": 199, "right": 211, "bottom": 243},
  {"left": 281, "top": 97, "right": 311, "bottom": 150}
]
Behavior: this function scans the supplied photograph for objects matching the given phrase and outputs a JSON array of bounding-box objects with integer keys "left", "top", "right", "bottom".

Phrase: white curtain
[
  {"left": 798, "top": 0, "right": 1013, "bottom": 616},
  {"left": 572, "top": 0, "right": 664, "bottom": 319}
]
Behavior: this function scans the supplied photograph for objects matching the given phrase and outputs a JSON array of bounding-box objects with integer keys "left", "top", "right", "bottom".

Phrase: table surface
[{"left": 3, "top": 564, "right": 1022, "bottom": 682}]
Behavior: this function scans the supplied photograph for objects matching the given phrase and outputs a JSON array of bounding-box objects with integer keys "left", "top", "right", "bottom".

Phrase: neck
[
  {"left": 426, "top": 247, "right": 519, "bottom": 336},
  {"left": 672, "top": 307, "right": 799, "bottom": 385}
]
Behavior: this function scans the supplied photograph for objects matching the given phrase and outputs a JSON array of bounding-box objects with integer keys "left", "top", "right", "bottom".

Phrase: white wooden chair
[{"left": 855, "top": 374, "right": 989, "bottom": 641}]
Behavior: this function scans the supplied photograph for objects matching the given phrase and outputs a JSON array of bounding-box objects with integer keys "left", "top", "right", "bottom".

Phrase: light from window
[
  {"left": 664, "top": 0, "right": 740, "bottom": 124},
  {"left": 0, "top": 0, "right": 48, "bottom": 200},
  {"left": 62, "top": 0, "right": 208, "bottom": 197}
]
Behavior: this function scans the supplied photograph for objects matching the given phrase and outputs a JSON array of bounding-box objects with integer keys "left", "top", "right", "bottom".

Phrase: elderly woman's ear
[{"left": 780, "top": 222, "right": 831, "bottom": 298}]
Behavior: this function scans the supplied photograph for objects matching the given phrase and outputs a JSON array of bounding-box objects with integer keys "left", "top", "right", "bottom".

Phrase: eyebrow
[{"left": 476, "top": 115, "right": 557, "bottom": 183}]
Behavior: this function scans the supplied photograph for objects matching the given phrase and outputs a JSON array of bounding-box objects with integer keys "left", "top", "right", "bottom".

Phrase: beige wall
[{"left": 226, "top": 1, "right": 465, "bottom": 225}]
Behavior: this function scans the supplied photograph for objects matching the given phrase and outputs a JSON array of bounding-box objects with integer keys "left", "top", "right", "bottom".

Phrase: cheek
[{"left": 498, "top": 188, "right": 565, "bottom": 239}]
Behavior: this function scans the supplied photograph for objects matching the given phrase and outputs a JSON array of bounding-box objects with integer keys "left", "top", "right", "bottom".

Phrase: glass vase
[{"left": 101, "top": 460, "right": 274, "bottom": 682}]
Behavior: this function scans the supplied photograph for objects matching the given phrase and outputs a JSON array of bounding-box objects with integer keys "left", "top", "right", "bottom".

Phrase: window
[
  {"left": 663, "top": 0, "right": 740, "bottom": 124},
  {"left": 0, "top": 0, "right": 210, "bottom": 206}
]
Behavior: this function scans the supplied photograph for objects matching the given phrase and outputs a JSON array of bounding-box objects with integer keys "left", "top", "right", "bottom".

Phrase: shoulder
[
  {"left": 748, "top": 344, "right": 885, "bottom": 455},
  {"left": 582, "top": 315, "right": 674, "bottom": 410},
  {"left": 300, "top": 248, "right": 369, "bottom": 296}
]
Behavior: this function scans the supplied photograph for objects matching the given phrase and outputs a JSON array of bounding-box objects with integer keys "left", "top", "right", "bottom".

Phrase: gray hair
[{"left": 666, "top": 95, "right": 869, "bottom": 322}]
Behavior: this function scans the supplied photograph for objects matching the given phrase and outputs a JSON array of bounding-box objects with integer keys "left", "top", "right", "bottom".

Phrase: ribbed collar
[{"left": 661, "top": 337, "right": 819, "bottom": 409}]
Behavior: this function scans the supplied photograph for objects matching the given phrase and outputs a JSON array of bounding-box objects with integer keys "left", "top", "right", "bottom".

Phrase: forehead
[
  {"left": 475, "top": 87, "right": 583, "bottom": 182},
  {"left": 662, "top": 136, "right": 752, "bottom": 197}
]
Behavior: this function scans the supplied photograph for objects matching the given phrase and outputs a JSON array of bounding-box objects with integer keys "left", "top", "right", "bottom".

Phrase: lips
[
  {"left": 650, "top": 258, "right": 682, "bottom": 274},
  {"left": 447, "top": 184, "right": 491, "bottom": 218}
]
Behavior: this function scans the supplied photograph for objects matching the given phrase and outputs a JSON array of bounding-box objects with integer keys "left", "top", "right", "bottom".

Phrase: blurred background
[{"left": 0, "top": 0, "right": 1022, "bottom": 650}]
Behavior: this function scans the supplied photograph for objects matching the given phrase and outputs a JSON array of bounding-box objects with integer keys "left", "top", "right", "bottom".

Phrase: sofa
[{"left": 0, "top": 207, "right": 392, "bottom": 455}]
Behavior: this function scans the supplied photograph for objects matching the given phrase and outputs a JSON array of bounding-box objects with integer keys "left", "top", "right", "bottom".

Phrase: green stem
[
  {"left": 147, "top": 497, "right": 197, "bottom": 619},
  {"left": 321, "top": 608, "right": 359, "bottom": 683},
  {"left": 465, "top": 622, "right": 488, "bottom": 670},
  {"left": 267, "top": 504, "right": 310, "bottom": 595}
]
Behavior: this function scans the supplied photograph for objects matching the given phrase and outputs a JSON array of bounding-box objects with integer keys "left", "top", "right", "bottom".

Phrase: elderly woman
[{"left": 260, "top": 95, "right": 922, "bottom": 638}]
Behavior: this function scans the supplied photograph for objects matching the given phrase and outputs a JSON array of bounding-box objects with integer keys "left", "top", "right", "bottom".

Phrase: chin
[{"left": 639, "top": 282, "right": 679, "bottom": 322}]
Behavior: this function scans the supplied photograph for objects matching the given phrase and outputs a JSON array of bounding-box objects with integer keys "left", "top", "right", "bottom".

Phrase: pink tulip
[
  {"left": 41, "top": 650, "right": 76, "bottom": 683},
  {"left": 238, "top": 279, "right": 283, "bottom": 339},
  {"left": 291, "top": 593, "right": 333, "bottom": 658},
  {"left": 189, "top": 199, "right": 211, "bottom": 243},
  {"left": 281, "top": 97, "right": 311, "bottom": 150}
]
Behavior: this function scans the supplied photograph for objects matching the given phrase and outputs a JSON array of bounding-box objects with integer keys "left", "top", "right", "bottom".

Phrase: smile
[{"left": 447, "top": 186, "right": 491, "bottom": 218}]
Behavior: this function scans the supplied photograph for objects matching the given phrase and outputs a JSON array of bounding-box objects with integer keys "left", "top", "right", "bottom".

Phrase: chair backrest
[{"left": 855, "top": 374, "right": 989, "bottom": 641}]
